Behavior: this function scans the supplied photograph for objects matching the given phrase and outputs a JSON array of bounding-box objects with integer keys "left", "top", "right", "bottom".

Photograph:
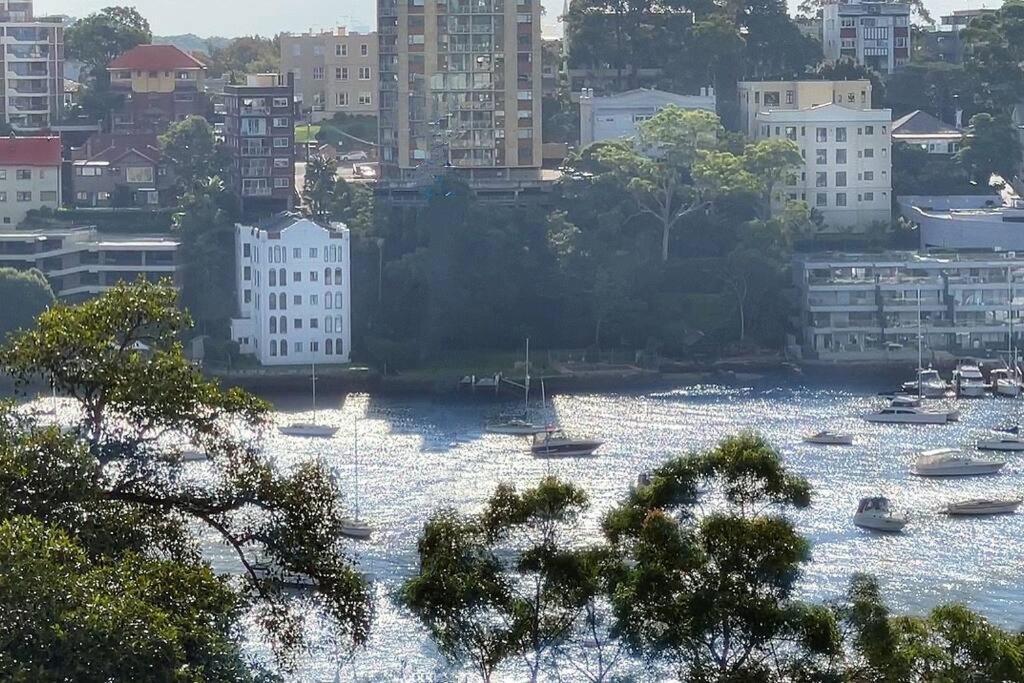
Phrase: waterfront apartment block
[
  {"left": 737, "top": 79, "right": 872, "bottom": 139},
  {"left": 0, "top": 226, "right": 179, "bottom": 301},
  {"left": 223, "top": 74, "right": 295, "bottom": 214},
  {"left": 756, "top": 104, "right": 892, "bottom": 231},
  {"left": 230, "top": 214, "right": 351, "bottom": 366},
  {"left": 822, "top": 0, "right": 911, "bottom": 74},
  {"left": 377, "top": 0, "right": 543, "bottom": 179},
  {"left": 279, "top": 27, "right": 378, "bottom": 120},
  {"left": 0, "top": 0, "right": 63, "bottom": 131},
  {"left": 107, "top": 44, "right": 209, "bottom": 134},
  {"left": 794, "top": 252, "right": 1024, "bottom": 363},
  {"left": 0, "top": 135, "right": 60, "bottom": 226}
]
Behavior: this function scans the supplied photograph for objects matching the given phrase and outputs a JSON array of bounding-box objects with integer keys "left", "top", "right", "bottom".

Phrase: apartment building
[
  {"left": 0, "top": 135, "right": 60, "bottom": 226},
  {"left": 794, "top": 252, "right": 1024, "bottom": 362},
  {"left": 0, "top": 0, "right": 64, "bottom": 130},
  {"left": 756, "top": 104, "right": 892, "bottom": 230},
  {"left": 377, "top": 0, "right": 543, "bottom": 179},
  {"left": 891, "top": 110, "right": 963, "bottom": 155},
  {"left": 822, "top": 0, "right": 911, "bottom": 75},
  {"left": 70, "top": 133, "right": 174, "bottom": 207},
  {"left": 0, "top": 225, "right": 179, "bottom": 301},
  {"left": 579, "top": 87, "right": 716, "bottom": 147},
  {"left": 107, "top": 44, "right": 209, "bottom": 134},
  {"left": 223, "top": 74, "right": 295, "bottom": 214},
  {"left": 280, "top": 27, "right": 378, "bottom": 120},
  {"left": 230, "top": 213, "right": 351, "bottom": 366},
  {"left": 737, "top": 79, "right": 872, "bottom": 139}
]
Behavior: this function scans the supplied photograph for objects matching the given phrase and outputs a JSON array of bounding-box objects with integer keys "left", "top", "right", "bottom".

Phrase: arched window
[
  {"left": 269, "top": 317, "right": 277, "bottom": 334},
  {"left": 326, "top": 339, "right": 334, "bottom": 355},
  {"left": 326, "top": 316, "right": 334, "bottom": 333},
  {"left": 278, "top": 268, "right": 286, "bottom": 286},
  {"left": 269, "top": 295, "right": 276, "bottom": 310},
  {"left": 280, "top": 339, "right": 288, "bottom": 356},
  {"left": 334, "top": 292, "right": 342, "bottom": 309},
  {"left": 334, "top": 268, "right": 342, "bottom": 284},
  {"left": 269, "top": 269, "right": 277, "bottom": 287},
  {"left": 325, "top": 294, "right": 333, "bottom": 310},
  {"left": 325, "top": 268, "right": 332, "bottom": 285},
  {"left": 280, "top": 316, "right": 288, "bottom": 333},
  {"left": 273, "top": 246, "right": 281, "bottom": 262},
  {"left": 270, "top": 340, "right": 278, "bottom": 356},
  {"left": 335, "top": 338, "right": 343, "bottom": 356},
  {"left": 279, "top": 293, "right": 287, "bottom": 310},
  {"left": 335, "top": 315, "right": 342, "bottom": 333}
]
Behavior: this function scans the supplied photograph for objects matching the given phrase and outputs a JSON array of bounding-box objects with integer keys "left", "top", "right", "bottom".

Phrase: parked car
[
  {"left": 353, "top": 164, "right": 377, "bottom": 178},
  {"left": 339, "top": 150, "right": 369, "bottom": 161}
]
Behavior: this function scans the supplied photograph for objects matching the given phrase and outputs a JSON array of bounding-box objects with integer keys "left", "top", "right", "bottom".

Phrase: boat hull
[
  {"left": 486, "top": 424, "right": 545, "bottom": 435},
  {"left": 958, "top": 384, "right": 989, "bottom": 398},
  {"left": 977, "top": 439, "right": 1024, "bottom": 452},
  {"left": 854, "top": 515, "right": 907, "bottom": 532},
  {"left": 911, "top": 463, "right": 1005, "bottom": 477},
  {"left": 804, "top": 435, "right": 854, "bottom": 446},
  {"left": 864, "top": 413, "right": 948, "bottom": 425},
  {"left": 531, "top": 441, "right": 603, "bottom": 458},
  {"left": 944, "top": 500, "right": 1022, "bottom": 515},
  {"left": 340, "top": 521, "right": 372, "bottom": 539},
  {"left": 995, "top": 382, "right": 1021, "bottom": 397},
  {"left": 278, "top": 424, "right": 338, "bottom": 438}
]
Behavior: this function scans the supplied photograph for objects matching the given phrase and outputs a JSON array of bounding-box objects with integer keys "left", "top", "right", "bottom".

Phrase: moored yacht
[
  {"left": 901, "top": 368, "right": 949, "bottom": 398},
  {"left": 485, "top": 419, "right": 546, "bottom": 436},
  {"left": 942, "top": 498, "right": 1023, "bottom": 516},
  {"left": 278, "top": 364, "right": 338, "bottom": 438},
  {"left": 531, "top": 429, "right": 603, "bottom": 458},
  {"left": 977, "top": 435, "right": 1024, "bottom": 452},
  {"left": 954, "top": 361, "right": 988, "bottom": 397},
  {"left": 910, "top": 448, "right": 1006, "bottom": 476},
  {"left": 989, "top": 368, "right": 1022, "bottom": 397},
  {"left": 803, "top": 431, "right": 854, "bottom": 446},
  {"left": 853, "top": 497, "right": 908, "bottom": 532},
  {"left": 863, "top": 402, "right": 951, "bottom": 425}
]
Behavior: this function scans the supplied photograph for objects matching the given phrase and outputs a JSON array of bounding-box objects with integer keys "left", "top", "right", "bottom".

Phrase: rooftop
[
  {"left": 249, "top": 212, "right": 345, "bottom": 236},
  {"left": 892, "top": 110, "right": 961, "bottom": 137},
  {"left": 0, "top": 136, "right": 61, "bottom": 167},
  {"left": 109, "top": 44, "right": 206, "bottom": 71}
]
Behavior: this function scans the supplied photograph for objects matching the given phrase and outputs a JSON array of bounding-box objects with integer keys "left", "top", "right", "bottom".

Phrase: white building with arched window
[{"left": 230, "top": 214, "right": 352, "bottom": 366}]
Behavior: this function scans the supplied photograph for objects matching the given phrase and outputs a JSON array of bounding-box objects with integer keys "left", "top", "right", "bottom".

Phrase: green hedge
[{"left": 22, "top": 207, "right": 175, "bottom": 234}]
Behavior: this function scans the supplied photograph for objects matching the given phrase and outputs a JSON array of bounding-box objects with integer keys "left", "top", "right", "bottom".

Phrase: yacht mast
[
  {"left": 525, "top": 337, "right": 530, "bottom": 416},
  {"left": 354, "top": 417, "right": 360, "bottom": 521},
  {"left": 917, "top": 287, "right": 923, "bottom": 400},
  {"left": 311, "top": 363, "right": 318, "bottom": 425}
]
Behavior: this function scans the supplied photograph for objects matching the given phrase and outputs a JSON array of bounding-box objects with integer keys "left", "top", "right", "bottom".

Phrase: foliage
[
  {"left": 956, "top": 112, "right": 1023, "bottom": 184},
  {"left": 0, "top": 268, "right": 54, "bottom": 341},
  {"left": 961, "top": 2, "right": 1024, "bottom": 114},
  {"left": 892, "top": 142, "right": 989, "bottom": 196},
  {"left": 797, "top": 0, "right": 931, "bottom": 25},
  {"left": 0, "top": 282, "right": 374, "bottom": 671},
  {"left": 160, "top": 115, "right": 228, "bottom": 194},
  {"left": 303, "top": 154, "right": 339, "bottom": 220},
  {"left": 403, "top": 477, "right": 597, "bottom": 682},
  {"left": 314, "top": 113, "right": 379, "bottom": 149},
  {"left": 66, "top": 6, "right": 152, "bottom": 73},
  {"left": 203, "top": 36, "right": 280, "bottom": 80}
]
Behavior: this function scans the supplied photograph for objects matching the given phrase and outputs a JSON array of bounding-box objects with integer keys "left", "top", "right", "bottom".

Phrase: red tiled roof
[
  {"left": 0, "top": 136, "right": 61, "bottom": 167},
  {"left": 108, "top": 44, "right": 206, "bottom": 71}
]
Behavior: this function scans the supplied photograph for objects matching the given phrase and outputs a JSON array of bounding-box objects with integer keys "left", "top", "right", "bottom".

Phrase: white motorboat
[
  {"left": 803, "top": 431, "right": 854, "bottom": 446},
  {"left": 910, "top": 448, "right": 1006, "bottom": 476},
  {"left": 250, "top": 558, "right": 316, "bottom": 588},
  {"left": 989, "top": 368, "right": 1021, "bottom": 397},
  {"left": 278, "top": 364, "right": 338, "bottom": 438},
  {"left": 863, "top": 405, "right": 950, "bottom": 424},
  {"left": 901, "top": 368, "right": 949, "bottom": 398},
  {"left": 853, "top": 497, "right": 908, "bottom": 532},
  {"left": 977, "top": 435, "right": 1024, "bottom": 452},
  {"left": 942, "top": 498, "right": 1023, "bottom": 516},
  {"left": 954, "top": 361, "right": 989, "bottom": 397},
  {"left": 531, "top": 429, "right": 603, "bottom": 458}
]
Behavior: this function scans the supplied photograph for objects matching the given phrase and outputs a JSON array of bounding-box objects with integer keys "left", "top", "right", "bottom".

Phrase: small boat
[
  {"left": 954, "top": 361, "right": 989, "bottom": 397},
  {"left": 279, "top": 364, "right": 338, "bottom": 438},
  {"left": 942, "top": 498, "right": 1023, "bottom": 516},
  {"left": 990, "top": 368, "right": 1021, "bottom": 397},
  {"left": 901, "top": 368, "right": 949, "bottom": 398},
  {"left": 531, "top": 429, "right": 603, "bottom": 458},
  {"left": 485, "top": 419, "right": 546, "bottom": 435},
  {"left": 250, "top": 558, "right": 316, "bottom": 588},
  {"left": 853, "top": 497, "right": 908, "bottom": 532},
  {"left": 910, "top": 448, "right": 1006, "bottom": 476},
  {"left": 180, "top": 449, "right": 209, "bottom": 462},
  {"left": 340, "top": 519, "right": 372, "bottom": 539},
  {"left": 977, "top": 436, "right": 1024, "bottom": 452},
  {"left": 803, "top": 431, "right": 854, "bottom": 446},
  {"left": 995, "top": 423, "right": 1022, "bottom": 434},
  {"left": 340, "top": 417, "right": 372, "bottom": 540},
  {"left": 863, "top": 404, "right": 950, "bottom": 424}
]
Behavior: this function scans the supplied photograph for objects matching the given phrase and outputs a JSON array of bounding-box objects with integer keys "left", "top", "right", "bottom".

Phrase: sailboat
[
  {"left": 278, "top": 364, "right": 338, "bottom": 438},
  {"left": 340, "top": 417, "right": 371, "bottom": 540},
  {"left": 28, "top": 383, "right": 58, "bottom": 417},
  {"left": 485, "top": 339, "right": 546, "bottom": 435},
  {"left": 994, "top": 277, "right": 1022, "bottom": 397}
]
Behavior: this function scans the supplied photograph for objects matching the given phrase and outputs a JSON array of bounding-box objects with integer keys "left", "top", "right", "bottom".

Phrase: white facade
[
  {"left": 0, "top": 160, "right": 59, "bottom": 226},
  {"left": 756, "top": 104, "right": 892, "bottom": 231},
  {"left": 0, "top": 0, "right": 64, "bottom": 130},
  {"left": 231, "top": 216, "right": 352, "bottom": 367},
  {"left": 898, "top": 195, "right": 1024, "bottom": 251},
  {"left": 737, "top": 79, "right": 872, "bottom": 140},
  {"left": 578, "top": 87, "right": 716, "bottom": 147},
  {"left": 822, "top": 0, "right": 911, "bottom": 75},
  {"left": 795, "top": 252, "right": 1024, "bottom": 362}
]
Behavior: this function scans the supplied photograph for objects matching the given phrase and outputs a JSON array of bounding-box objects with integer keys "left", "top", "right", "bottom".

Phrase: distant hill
[{"left": 154, "top": 34, "right": 232, "bottom": 55}]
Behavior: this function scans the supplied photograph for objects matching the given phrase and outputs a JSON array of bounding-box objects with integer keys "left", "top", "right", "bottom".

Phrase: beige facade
[
  {"left": 378, "top": 0, "right": 543, "bottom": 176},
  {"left": 738, "top": 80, "right": 872, "bottom": 139},
  {"left": 280, "top": 28, "right": 378, "bottom": 120},
  {"left": 0, "top": 0, "right": 64, "bottom": 131}
]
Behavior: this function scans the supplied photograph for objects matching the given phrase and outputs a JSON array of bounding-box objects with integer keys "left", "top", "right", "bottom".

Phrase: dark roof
[
  {"left": 109, "top": 44, "right": 206, "bottom": 71},
  {"left": 72, "top": 133, "right": 162, "bottom": 165},
  {"left": 892, "top": 110, "right": 961, "bottom": 136},
  {"left": 0, "top": 136, "right": 61, "bottom": 167}
]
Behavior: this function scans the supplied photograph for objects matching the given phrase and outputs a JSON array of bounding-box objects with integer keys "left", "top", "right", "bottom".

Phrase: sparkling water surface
[{"left": 49, "top": 378, "right": 1024, "bottom": 680}]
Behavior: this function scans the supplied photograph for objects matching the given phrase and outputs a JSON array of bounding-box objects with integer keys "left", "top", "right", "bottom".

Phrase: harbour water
[{"left": 215, "top": 376, "right": 1024, "bottom": 680}]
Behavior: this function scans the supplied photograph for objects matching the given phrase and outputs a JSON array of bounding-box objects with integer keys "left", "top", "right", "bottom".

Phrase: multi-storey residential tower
[
  {"left": 280, "top": 27, "right": 378, "bottom": 121},
  {"left": 0, "top": 0, "right": 63, "bottom": 130},
  {"left": 737, "top": 79, "right": 873, "bottom": 139},
  {"left": 377, "top": 0, "right": 543, "bottom": 179},
  {"left": 223, "top": 74, "right": 295, "bottom": 215},
  {"left": 822, "top": 0, "right": 911, "bottom": 74}
]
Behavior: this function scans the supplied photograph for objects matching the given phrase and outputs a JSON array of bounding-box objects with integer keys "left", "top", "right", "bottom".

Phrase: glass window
[
  {"left": 326, "top": 339, "right": 334, "bottom": 355},
  {"left": 836, "top": 193, "right": 847, "bottom": 207},
  {"left": 816, "top": 149, "right": 827, "bottom": 165},
  {"left": 816, "top": 128, "right": 827, "bottom": 143},
  {"left": 836, "top": 149, "right": 847, "bottom": 164},
  {"left": 816, "top": 192, "right": 828, "bottom": 207},
  {"left": 835, "top": 171, "right": 847, "bottom": 187},
  {"left": 270, "top": 340, "right": 278, "bottom": 356},
  {"left": 816, "top": 172, "right": 828, "bottom": 188},
  {"left": 864, "top": 171, "right": 874, "bottom": 181},
  {"left": 836, "top": 127, "right": 847, "bottom": 143},
  {"left": 864, "top": 148, "right": 874, "bottom": 159}
]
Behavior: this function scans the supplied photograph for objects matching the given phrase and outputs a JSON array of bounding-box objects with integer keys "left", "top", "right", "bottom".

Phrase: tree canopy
[
  {"left": 0, "top": 268, "right": 54, "bottom": 341},
  {"left": 66, "top": 6, "right": 152, "bottom": 74},
  {"left": 956, "top": 112, "right": 1023, "bottom": 184}
]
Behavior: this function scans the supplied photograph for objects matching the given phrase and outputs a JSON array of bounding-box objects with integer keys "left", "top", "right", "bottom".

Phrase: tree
[
  {"left": 962, "top": 2, "right": 1024, "bottom": 114},
  {"left": 303, "top": 154, "right": 339, "bottom": 220},
  {"left": 0, "top": 282, "right": 374, "bottom": 670},
  {"left": 404, "top": 477, "right": 596, "bottom": 682},
  {"left": 797, "top": 0, "right": 931, "bottom": 25},
  {"left": 160, "top": 115, "right": 226, "bottom": 193},
  {"left": 956, "top": 112, "right": 1023, "bottom": 184},
  {"left": 892, "top": 142, "right": 985, "bottom": 196},
  {"left": 604, "top": 433, "right": 843, "bottom": 681},
  {"left": 65, "top": 6, "right": 152, "bottom": 74},
  {"left": 0, "top": 268, "right": 54, "bottom": 341},
  {"left": 204, "top": 36, "right": 280, "bottom": 80}
]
